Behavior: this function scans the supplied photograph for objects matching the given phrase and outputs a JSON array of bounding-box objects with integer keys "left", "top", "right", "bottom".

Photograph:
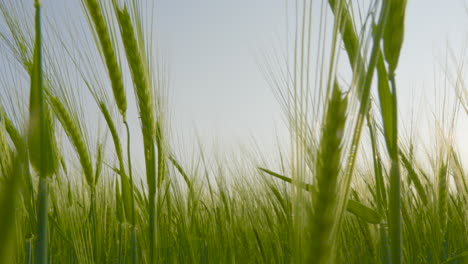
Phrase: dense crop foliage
[{"left": 0, "top": 0, "right": 467, "bottom": 263}]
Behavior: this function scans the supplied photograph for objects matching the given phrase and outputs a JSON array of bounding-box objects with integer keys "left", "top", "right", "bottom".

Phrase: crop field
[{"left": 0, "top": 0, "right": 467, "bottom": 263}]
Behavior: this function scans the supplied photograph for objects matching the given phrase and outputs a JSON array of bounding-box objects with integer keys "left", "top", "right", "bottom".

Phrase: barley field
[{"left": 0, "top": 0, "right": 467, "bottom": 263}]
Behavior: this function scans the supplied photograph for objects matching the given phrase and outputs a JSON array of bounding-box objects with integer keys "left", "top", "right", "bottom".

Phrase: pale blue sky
[{"left": 154, "top": 0, "right": 468, "bottom": 160}]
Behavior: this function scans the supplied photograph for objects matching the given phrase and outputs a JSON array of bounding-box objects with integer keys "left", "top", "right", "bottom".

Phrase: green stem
[
  {"left": 146, "top": 139, "right": 157, "bottom": 263},
  {"left": 33, "top": 1, "right": 49, "bottom": 263},
  {"left": 90, "top": 187, "right": 98, "bottom": 262},
  {"left": 380, "top": 222, "right": 391, "bottom": 264},
  {"left": 131, "top": 228, "right": 138, "bottom": 264},
  {"left": 124, "top": 120, "right": 135, "bottom": 225},
  {"left": 335, "top": 0, "right": 391, "bottom": 238},
  {"left": 366, "top": 113, "right": 386, "bottom": 214},
  {"left": 124, "top": 120, "right": 137, "bottom": 264},
  {"left": 26, "top": 239, "right": 32, "bottom": 264},
  {"left": 118, "top": 223, "right": 122, "bottom": 264},
  {"left": 35, "top": 178, "right": 48, "bottom": 264},
  {"left": 388, "top": 75, "right": 401, "bottom": 264}
]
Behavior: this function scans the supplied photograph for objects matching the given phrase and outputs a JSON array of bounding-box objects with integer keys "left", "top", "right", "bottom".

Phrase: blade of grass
[
  {"left": 258, "top": 167, "right": 382, "bottom": 224},
  {"left": 380, "top": 2, "right": 408, "bottom": 261},
  {"left": 28, "top": 1, "right": 58, "bottom": 263}
]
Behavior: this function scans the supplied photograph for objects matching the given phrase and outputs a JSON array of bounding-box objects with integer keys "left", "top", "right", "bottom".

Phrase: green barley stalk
[
  {"left": 81, "top": 1, "right": 140, "bottom": 258},
  {"left": 332, "top": 0, "right": 391, "bottom": 246},
  {"left": 98, "top": 101, "right": 133, "bottom": 222},
  {"left": 0, "top": 157, "right": 21, "bottom": 263},
  {"left": 400, "top": 150, "right": 428, "bottom": 204},
  {"left": 94, "top": 142, "right": 104, "bottom": 185},
  {"left": 383, "top": 0, "right": 407, "bottom": 76},
  {"left": 377, "top": 49, "right": 403, "bottom": 263},
  {"left": 450, "top": 147, "right": 468, "bottom": 199},
  {"left": 97, "top": 96, "right": 137, "bottom": 260},
  {"left": 309, "top": 81, "right": 347, "bottom": 264},
  {"left": 1, "top": 110, "right": 36, "bottom": 213},
  {"left": 388, "top": 158, "right": 402, "bottom": 263},
  {"left": 2, "top": 103, "right": 38, "bottom": 259},
  {"left": 124, "top": 119, "right": 138, "bottom": 263},
  {"left": 0, "top": 1, "right": 34, "bottom": 73},
  {"left": 366, "top": 109, "right": 390, "bottom": 263},
  {"left": 2, "top": 110, "right": 26, "bottom": 157},
  {"left": 28, "top": 1, "right": 57, "bottom": 263},
  {"left": 438, "top": 161, "right": 448, "bottom": 237},
  {"left": 82, "top": 0, "right": 138, "bottom": 248},
  {"left": 82, "top": 0, "right": 127, "bottom": 118},
  {"left": 124, "top": 122, "right": 134, "bottom": 220},
  {"left": 324, "top": 11, "right": 398, "bottom": 257},
  {"left": 114, "top": 4, "right": 159, "bottom": 262},
  {"left": 366, "top": 110, "right": 387, "bottom": 214},
  {"left": 169, "top": 155, "right": 192, "bottom": 191},
  {"left": 258, "top": 167, "right": 382, "bottom": 224},
  {"left": 49, "top": 96, "right": 94, "bottom": 188},
  {"left": 115, "top": 178, "right": 124, "bottom": 224},
  {"left": 155, "top": 121, "right": 166, "bottom": 189},
  {"left": 28, "top": 1, "right": 58, "bottom": 178},
  {"left": 327, "top": 0, "right": 366, "bottom": 96},
  {"left": 0, "top": 122, "right": 21, "bottom": 263},
  {"left": 49, "top": 94, "right": 97, "bottom": 259},
  {"left": 97, "top": 101, "right": 124, "bottom": 170},
  {"left": 381, "top": 1, "right": 407, "bottom": 262},
  {"left": 114, "top": 5, "right": 155, "bottom": 139}
]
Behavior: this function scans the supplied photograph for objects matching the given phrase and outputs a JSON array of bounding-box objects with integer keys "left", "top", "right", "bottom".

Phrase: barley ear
[
  {"left": 83, "top": 0, "right": 127, "bottom": 118},
  {"left": 383, "top": 0, "right": 407, "bottom": 75},
  {"left": 114, "top": 4, "right": 159, "bottom": 261},
  {"left": 50, "top": 96, "right": 94, "bottom": 187},
  {"left": 438, "top": 162, "right": 448, "bottom": 234},
  {"left": 310, "top": 80, "right": 347, "bottom": 264},
  {"left": 28, "top": 1, "right": 58, "bottom": 178},
  {"left": 114, "top": 5, "right": 155, "bottom": 138}
]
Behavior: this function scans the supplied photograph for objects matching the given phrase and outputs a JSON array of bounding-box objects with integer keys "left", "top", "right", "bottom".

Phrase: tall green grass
[
  {"left": 0, "top": 0, "right": 467, "bottom": 263},
  {"left": 28, "top": 1, "right": 59, "bottom": 263}
]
